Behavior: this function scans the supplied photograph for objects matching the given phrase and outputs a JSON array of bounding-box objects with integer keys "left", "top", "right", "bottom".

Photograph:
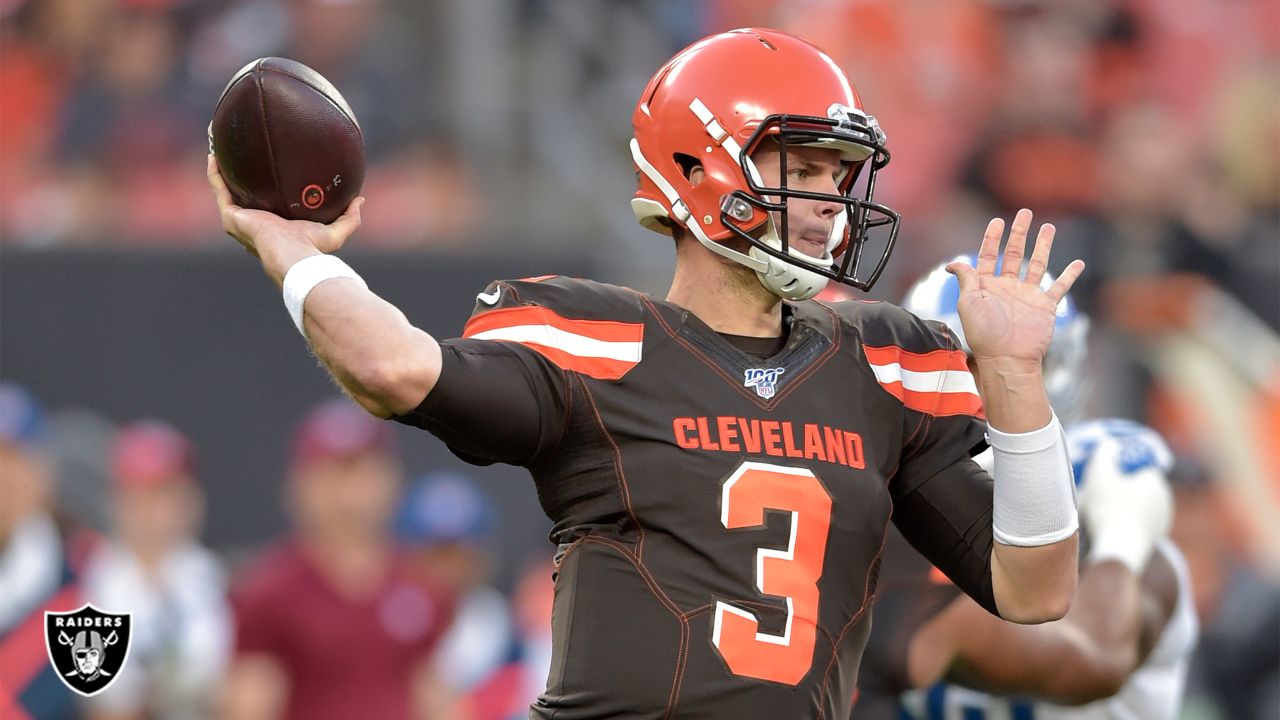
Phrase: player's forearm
[
  {"left": 255, "top": 238, "right": 442, "bottom": 417},
  {"left": 979, "top": 360, "right": 1079, "bottom": 622},
  {"left": 969, "top": 560, "right": 1141, "bottom": 701},
  {"left": 300, "top": 282, "right": 442, "bottom": 417},
  {"left": 991, "top": 537, "right": 1077, "bottom": 623}
]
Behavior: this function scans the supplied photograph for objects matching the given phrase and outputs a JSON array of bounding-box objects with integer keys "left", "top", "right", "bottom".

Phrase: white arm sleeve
[{"left": 988, "top": 412, "right": 1079, "bottom": 547}]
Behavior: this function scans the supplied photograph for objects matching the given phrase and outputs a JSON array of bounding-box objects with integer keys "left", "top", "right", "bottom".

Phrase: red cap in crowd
[
  {"left": 289, "top": 398, "right": 395, "bottom": 471},
  {"left": 111, "top": 420, "right": 195, "bottom": 489}
]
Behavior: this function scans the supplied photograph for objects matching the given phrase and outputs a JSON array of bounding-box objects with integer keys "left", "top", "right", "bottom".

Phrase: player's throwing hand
[
  {"left": 206, "top": 154, "right": 363, "bottom": 262},
  {"left": 946, "top": 208, "right": 1085, "bottom": 369}
]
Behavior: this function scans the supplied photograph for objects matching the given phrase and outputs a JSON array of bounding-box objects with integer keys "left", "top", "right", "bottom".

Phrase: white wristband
[
  {"left": 281, "top": 254, "right": 367, "bottom": 335},
  {"left": 988, "top": 412, "right": 1080, "bottom": 547}
]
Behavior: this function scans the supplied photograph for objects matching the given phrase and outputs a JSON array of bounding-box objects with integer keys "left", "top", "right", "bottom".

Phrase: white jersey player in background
[{"left": 882, "top": 257, "right": 1198, "bottom": 720}]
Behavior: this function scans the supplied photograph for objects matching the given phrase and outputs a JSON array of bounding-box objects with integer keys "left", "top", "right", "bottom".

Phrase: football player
[
  {"left": 208, "top": 28, "right": 1086, "bottom": 718},
  {"left": 851, "top": 259, "right": 1197, "bottom": 719}
]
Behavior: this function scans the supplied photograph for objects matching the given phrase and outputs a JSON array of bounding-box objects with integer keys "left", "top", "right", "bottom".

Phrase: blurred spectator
[
  {"left": 1080, "top": 105, "right": 1254, "bottom": 311},
  {"left": 17, "top": 0, "right": 211, "bottom": 246},
  {"left": 1, "top": 0, "right": 1273, "bottom": 261},
  {"left": 503, "top": 555, "right": 555, "bottom": 720},
  {"left": 397, "top": 472, "right": 512, "bottom": 714},
  {"left": 0, "top": 382, "right": 83, "bottom": 720},
  {"left": 448, "top": 554, "right": 555, "bottom": 720},
  {"left": 82, "top": 419, "right": 230, "bottom": 720},
  {"left": 1, "top": 0, "right": 481, "bottom": 248},
  {"left": 0, "top": 1, "right": 76, "bottom": 245},
  {"left": 1166, "top": 464, "right": 1280, "bottom": 720},
  {"left": 950, "top": 6, "right": 1110, "bottom": 275},
  {"left": 192, "top": 0, "right": 480, "bottom": 248},
  {"left": 777, "top": 0, "right": 1001, "bottom": 221},
  {"left": 223, "top": 398, "right": 454, "bottom": 720}
]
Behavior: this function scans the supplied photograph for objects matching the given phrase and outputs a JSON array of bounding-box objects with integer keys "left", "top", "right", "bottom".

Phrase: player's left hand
[{"left": 947, "top": 208, "right": 1085, "bottom": 370}]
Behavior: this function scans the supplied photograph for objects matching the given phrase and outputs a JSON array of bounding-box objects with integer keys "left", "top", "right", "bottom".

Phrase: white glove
[{"left": 1078, "top": 437, "right": 1174, "bottom": 574}]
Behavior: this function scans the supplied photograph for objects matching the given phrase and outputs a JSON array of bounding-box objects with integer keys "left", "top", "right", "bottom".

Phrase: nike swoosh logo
[{"left": 476, "top": 288, "right": 501, "bottom": 305}]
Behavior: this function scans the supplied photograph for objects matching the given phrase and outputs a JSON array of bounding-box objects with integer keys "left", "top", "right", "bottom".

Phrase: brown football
[{"left": 209, "top": 57, "right": 364, "bottom": 224}]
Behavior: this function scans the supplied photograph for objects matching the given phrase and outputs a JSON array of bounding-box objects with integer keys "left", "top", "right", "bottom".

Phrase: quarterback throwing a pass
[{"left": 209, "top": 28, "right": 1085, "bottom": 719}]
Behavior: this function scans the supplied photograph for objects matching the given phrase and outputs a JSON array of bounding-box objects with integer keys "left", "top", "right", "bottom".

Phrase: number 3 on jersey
[{"left": 712, "top": 461, "right": 833, "bottom": 685}]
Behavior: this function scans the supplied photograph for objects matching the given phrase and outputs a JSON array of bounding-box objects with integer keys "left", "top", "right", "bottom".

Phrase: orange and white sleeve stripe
[
  {"left": 863, "top": 345, "right": 984, "bottom": 418},
  {"left": 463, "top": 305, "right": 643, "bottom": 380}
]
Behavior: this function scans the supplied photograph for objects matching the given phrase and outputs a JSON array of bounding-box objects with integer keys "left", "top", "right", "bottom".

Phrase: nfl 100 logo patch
[
  {"left": 44, "top": 604, "right": 132, "bottom": 697},
  {"left": 743, "top": 367, "right": 785, "bottom": 399}
]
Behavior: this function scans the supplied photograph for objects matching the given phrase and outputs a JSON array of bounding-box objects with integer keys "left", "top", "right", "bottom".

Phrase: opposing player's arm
[
  {"left": 911, "top": 562, "right": 1139, "bottom": 704},
  {"left": 909, "top": 556, "right": 1177, "bottom": 705},
  {"left": 208, "top": 155, "right": 439, "bottom": 417},
  {"left": 906, "top": 433, "right": 1179, "bottom": 703}
]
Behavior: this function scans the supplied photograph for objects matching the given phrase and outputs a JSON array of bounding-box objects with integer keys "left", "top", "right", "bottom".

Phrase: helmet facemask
[{"left": 721, "top": 109, "right": 901, "bottom": 297}]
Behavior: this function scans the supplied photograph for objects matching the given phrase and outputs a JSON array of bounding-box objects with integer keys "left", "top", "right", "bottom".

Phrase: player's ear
[{"left": 674, "top": 153, "right": 705, "bottom": 186}]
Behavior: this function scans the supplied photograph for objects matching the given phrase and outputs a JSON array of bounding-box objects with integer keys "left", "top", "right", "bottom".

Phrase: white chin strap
[
  {"left": 755, "top": 257, "right": 830, "bottom": 301},
  {"left": 748, "top": 219, "right": 833, "bottom": 301}
]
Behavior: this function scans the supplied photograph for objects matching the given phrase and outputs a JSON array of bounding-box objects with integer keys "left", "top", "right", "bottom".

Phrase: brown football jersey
[{"left": 395, "top": 276, "right": 995, "bottom": 719}]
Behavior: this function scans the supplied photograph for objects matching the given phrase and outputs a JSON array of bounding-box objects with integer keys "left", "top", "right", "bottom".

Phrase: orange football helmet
[{"left": 631, "top": 28, "right": 900, "bottom": 299}]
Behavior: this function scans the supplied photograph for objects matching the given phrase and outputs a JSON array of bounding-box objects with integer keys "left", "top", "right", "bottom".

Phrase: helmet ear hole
[{"left": 673, "top": 153, "right": 701, "bottom": 181}]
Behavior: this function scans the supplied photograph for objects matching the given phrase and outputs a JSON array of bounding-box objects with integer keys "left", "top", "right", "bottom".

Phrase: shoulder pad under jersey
[
  {"left": 461, "top": 275, "right": 646, "bottom": 380},
  {"left": 818, "top": 299, "right": 983, "bottom": 419}
]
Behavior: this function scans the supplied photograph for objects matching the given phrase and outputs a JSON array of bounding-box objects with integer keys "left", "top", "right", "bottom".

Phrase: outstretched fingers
[
  {"left": 1024, "top": 221, "right": 1056, "bottom": 286},
  {"left": 1001, "top": 208, "right": 1033, "bottom": 278},
  {"left": 1046, "top": 259, "right": 1086, "bottom": 303},
  {"left": 975, "top": 217, "right": 1005, "bottom": 276}
]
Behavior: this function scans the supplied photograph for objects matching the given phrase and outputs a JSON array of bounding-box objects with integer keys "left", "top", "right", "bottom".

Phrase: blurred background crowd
[{"left": 1, "top": 0, "right": 1277, "bottom": 718}]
